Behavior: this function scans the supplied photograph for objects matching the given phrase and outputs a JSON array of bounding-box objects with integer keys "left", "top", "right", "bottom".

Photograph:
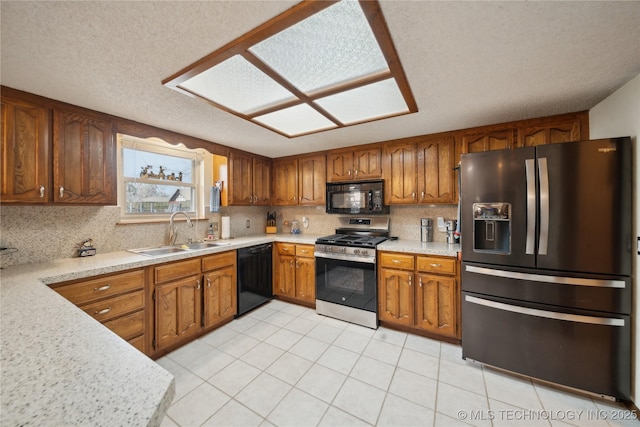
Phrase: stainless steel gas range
[{"left": 314, "top": 217, "right": 390, "bottom": 329}]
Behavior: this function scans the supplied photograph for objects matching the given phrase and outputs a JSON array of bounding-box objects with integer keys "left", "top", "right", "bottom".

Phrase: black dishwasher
[{"left": 237, "top": 243, "right": 273, "bottom": 316}]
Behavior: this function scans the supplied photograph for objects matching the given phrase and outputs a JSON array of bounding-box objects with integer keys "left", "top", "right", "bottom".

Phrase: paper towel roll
[{"left": 221, "top": 216, "right": 231, "bottom": 239}]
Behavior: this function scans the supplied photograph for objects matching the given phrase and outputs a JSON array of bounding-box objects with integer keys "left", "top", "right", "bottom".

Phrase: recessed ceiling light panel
[{"left": 163, "top": 0, "right": 417, "bottom": 138}]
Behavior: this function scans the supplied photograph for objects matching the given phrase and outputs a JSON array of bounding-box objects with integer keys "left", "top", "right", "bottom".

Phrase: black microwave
[{"left": 326, "top": 180, "right": 389, "bottom": 215}]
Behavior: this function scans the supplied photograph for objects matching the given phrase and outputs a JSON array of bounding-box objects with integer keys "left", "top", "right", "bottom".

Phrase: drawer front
[
  {"left": 154, "top": 258, "right": 201, "bottom": 284},
  {"left": 128, "top": 335, "right": 145, "bottom": 353},
  {"left": 380, "top": 252, "right": 415, "bottom": 270},
  {"left": 416, "top": 256, "right": 456, "bottom": 275},
  {"left": 295, "top": 244, "right": 314, "bottom": 258},
  {"left": 79, "top": 290, "right": 144, "bottom": 323},
  {"left": 277, "top": 243, "right": 296, "bottom": 256},
  {"left": 202, "top": 251, "right": 236, "bottom": 272},
  {"left": 54, "top": 270, "right": 144, "bottom": 305},
  {"left": 103, "top": 310, "right": 144, "bottom": 341}
]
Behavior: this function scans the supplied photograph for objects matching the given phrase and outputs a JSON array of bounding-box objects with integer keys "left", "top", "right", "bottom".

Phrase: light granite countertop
[{"left": 0, "top": 233, "right": 455, "bottom": 426}]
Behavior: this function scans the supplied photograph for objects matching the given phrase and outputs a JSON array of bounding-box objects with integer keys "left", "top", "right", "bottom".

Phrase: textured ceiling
[{"left": 2, "top": 1, "right": 639, "bottom": 158}]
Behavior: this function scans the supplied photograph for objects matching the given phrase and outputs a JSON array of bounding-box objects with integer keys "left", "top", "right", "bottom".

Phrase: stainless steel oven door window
[{"left": 315, "top": 257, "right": 377, "bottom": 312}]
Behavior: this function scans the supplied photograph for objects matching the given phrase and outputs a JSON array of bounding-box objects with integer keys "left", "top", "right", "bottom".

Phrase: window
[
  {"left": 162, "top": 0, "right": 416, "bottom": 138},
  {"left": 117, "top": 134, "right": 212, "bottom": 222}
]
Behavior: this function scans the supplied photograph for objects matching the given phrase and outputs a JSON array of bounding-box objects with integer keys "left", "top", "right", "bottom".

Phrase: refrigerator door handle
[
  {"left": 538, "top": 157, "right": 550, "bottom": 255},
  {"left": 525, "top": 159, "right": 536, "bottom": 254},
  {"left": 465, "top": 265, "right": 626, "bottom": 288},
  {"left": 465, "top": 295, "right": 625, "bottom": 327}
]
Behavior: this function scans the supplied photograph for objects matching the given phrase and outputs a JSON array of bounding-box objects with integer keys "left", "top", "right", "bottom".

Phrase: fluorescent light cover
[
  {"left": 253, "top": 104, "right": 337, "bottom": 137},
  {"left": 316, "top": 78, "right": 410, "bottom": 124},
  {"left": 179, "top": 55, "right": 297, "bottom": 115}
]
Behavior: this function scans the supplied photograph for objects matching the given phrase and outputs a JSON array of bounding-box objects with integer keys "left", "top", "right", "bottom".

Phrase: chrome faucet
[{"left": 168, "top": 211, "right": 193, "bottom": 245}]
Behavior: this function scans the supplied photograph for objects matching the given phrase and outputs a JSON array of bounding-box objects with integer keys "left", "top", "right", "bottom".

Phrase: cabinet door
[
  {"left": 228, "top": 153, "right": 253, "bottom": 205},
  {"left": 203, "top": 266, "right": 237, "bottom": 329},
  {"left": 383, "top": 142, "right": 417, "bottom": 204},
  {"left": 378, "top": 268, "right": 414, "bottom": 326},
  {"left": 252, "top": 157, "right": 271, "bottom": 205},
  {"left": 460, "top": 129, "right": 515, "bottom": 154},
  {"left": 295, "top": 257, "right": 315, "bottom": 303},
  {"left": 415, "top": 273, "right": 457, "bottom": 338},
  {"left": 353, "top": 147, "right": 381, "bottom": 180},
  {"left": 53, "top": 109, "right": 115, "bottom": 204},
  {"left": 1, "top": 97, "right": 51, "bottom": 203},
  {"left": 155, "top": 275, "right": 201, "bottom": 351},
  {"left": 298, "top": 154, "right": 325, "bottom": 206},
  {"left": 274, "top": 254, "right": 296, "bottom": 297},
  {"left": 417, "top": 135, "right": 455, "bottom": 204},
  {"left": 326, "top": 151, "right": 353, "bottom": 182},
  {"left": 517, "top": 119, "right": 581, "bottom": 147},
  {"left": 273, "top": 158, "right": 298, "bottom": 205}
]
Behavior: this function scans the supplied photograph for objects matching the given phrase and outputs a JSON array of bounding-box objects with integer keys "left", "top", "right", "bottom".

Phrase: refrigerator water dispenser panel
[{"left": 473, "top": 203, "right": 511, "bottom": 254}]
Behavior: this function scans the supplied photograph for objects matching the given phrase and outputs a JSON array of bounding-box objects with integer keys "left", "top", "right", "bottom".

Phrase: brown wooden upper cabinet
[
  {"left": 326, "top": 146, "right": 381, "bottom": 182},
  {"left": 383, "top": 136, "right": 455, "bottom": 205},
  {"left": 1, "top": 96, "right": 51, "bottom": 203},
  {"left": 228, "top": 152, "right": 271, "bottom": 205},
  {"left": 516, "top": 113, "right": 586, "bottom": 147},
  {"left": 458, "top": 128, "right": 516, "bottom": 155},
  {"left": 416, "top": 134, "right": 456, "bottom": 204},
  {"left": 53, "top": 107, "right": 116, "bottom": 204},
  {"left": 273, "top": 154, "right": 325, "bottom": 206}
]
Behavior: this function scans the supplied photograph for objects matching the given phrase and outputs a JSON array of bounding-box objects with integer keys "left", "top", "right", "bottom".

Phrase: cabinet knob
[
  {"left": 59, "top": 186, "right": 65, "bottom": 198},
  {"left": 39, "top": 185, "right": 45, "bottom": 198}
]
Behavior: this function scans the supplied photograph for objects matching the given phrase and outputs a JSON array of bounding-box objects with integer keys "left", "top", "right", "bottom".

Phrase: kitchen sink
[
  {"left": 128, "top": 246, "right": 190, "bottom": 257},
  {"left": 128, "top": 241, "right": 231, "bottom": 257},
  {"left": 177, "top": 241, "right": 231, "bottom": 250}
]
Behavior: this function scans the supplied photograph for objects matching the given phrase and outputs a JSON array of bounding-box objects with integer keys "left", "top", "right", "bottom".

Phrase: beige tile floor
[{"left": 158, "top": 300, "right": 636, "bottom": 427}]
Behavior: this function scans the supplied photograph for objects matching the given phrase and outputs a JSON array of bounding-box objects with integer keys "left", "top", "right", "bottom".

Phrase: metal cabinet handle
[
  {"left": 354, "top": 169, "right": 358, "bottom": 176},
  {"left": 207, "top": 278, "right": 211, "bottom": 288},
  {"left": 421, "top": 191, "right": 425, "bottom": 200},
  {"left": 39, "top": 185, "right": 45, "bottom": 198},
  {"left": 94, "top": 284, "right": 111, "bottom": 291},
  {"left": 290, "top": 260, "right": 294, "bottom": 267},
  {"left": 283, "top": 247, "right": 289, "bottom": 251},
  {"left": 296, "top": 261, "right": 300, "bottom": 268},
  {"left": 95, "top": 307, "right": 112, "bottom": 315},
  {"left": 419, "top": 276, "right": 423, "bottom": 287},
  {"left": 59, "top": 186, "right": 64, "bottom": 198},
  {"left": 430, "top": 263, "right": 441, "bottom": 267},
  {"left": 300, "top": 249, "right": 308, "bottom": 254},
  {"left": 412, "top": 192, "right": 416, "bottom": 199},
  {"left": 408, "top": 275, "right": 412, "bottom": 286},
  {"left": 392, "top": 259, "right": 401, "bottom": 263},
  {"left": 348, "top": 169, "right": 351, "bottom": 176},
  {"left": 196, "top": 280, "right": 201, "bottom": 290}
]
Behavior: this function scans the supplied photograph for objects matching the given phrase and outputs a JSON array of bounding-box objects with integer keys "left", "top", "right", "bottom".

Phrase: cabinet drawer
[
  {"left": 79, "top": 290, "right": 144, "bottom": 323},
  {"left": 154, "top": 258, "right": 201, "bottom": 284},
  {"left": 277, "top": 243, "right": 296, "bottom": 256},
  {"left": 54, "top": 269, "right": 144, "bottom": 305},
  {"left": 104, "top": 310, "right": 144, "bottom": 341},
  {"left": 416, "top": 256, "right": 456, "bottom": 275},
  {"left": 380, "top": 253, "right": 415, "bottom": 270},
  {"left": 295, "top": 244, "right": 314, "bottom": 258},
  {"left": 202, "top": 251, "right": 236, "bottom": 272},
  {"left": 128, "top": 335, "right": 145, "bottom": 353}
]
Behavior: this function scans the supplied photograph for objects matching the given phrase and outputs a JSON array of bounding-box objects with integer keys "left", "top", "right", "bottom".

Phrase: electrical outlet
[
  {"left": 212, "top": 222, "right": 218, "bottom": 231},
  {"left": 246, "top": 219, "right": 250, "bottom": 228}
]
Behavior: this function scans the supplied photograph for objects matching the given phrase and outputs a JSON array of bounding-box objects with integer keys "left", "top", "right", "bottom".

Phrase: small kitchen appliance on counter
[{"left": 315, "top": 217, "right": 390, "bottom": 329}]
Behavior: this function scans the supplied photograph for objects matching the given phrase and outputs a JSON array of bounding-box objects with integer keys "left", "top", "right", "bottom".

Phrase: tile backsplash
[{"left": 0, "top": 204, "right": 457, "bottom": 267}]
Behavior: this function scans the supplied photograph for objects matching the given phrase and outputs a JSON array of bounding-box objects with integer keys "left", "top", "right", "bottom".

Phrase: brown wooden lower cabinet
[
  {"left": 273, "top": 242, "right": 315, "bottom": 306},
  {"left": 202, "top": 251, "right": 237, "bottom": 330},
  {"left": 154, "top": 273, "right": 202, "bottom": 351},
  {"left": 51, "top": 268, "right": 147, "bottom": 353},
  {"left": 378, "top": 251, "right": 460, "bottom": 342}
]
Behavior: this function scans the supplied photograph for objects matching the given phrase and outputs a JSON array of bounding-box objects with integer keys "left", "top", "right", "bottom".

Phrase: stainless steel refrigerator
[{"left": 460, "top": 137, "right": 631, "bottom": 401}]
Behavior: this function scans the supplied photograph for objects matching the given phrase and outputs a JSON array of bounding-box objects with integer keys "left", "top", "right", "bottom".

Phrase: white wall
[{"left": 589, "top": 73, "right": 640, "bottom": 404}]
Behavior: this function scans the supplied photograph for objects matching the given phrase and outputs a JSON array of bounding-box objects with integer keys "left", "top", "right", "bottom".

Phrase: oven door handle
[{"left": 314, "top": 251, "right": 376, "bottom": 264}]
